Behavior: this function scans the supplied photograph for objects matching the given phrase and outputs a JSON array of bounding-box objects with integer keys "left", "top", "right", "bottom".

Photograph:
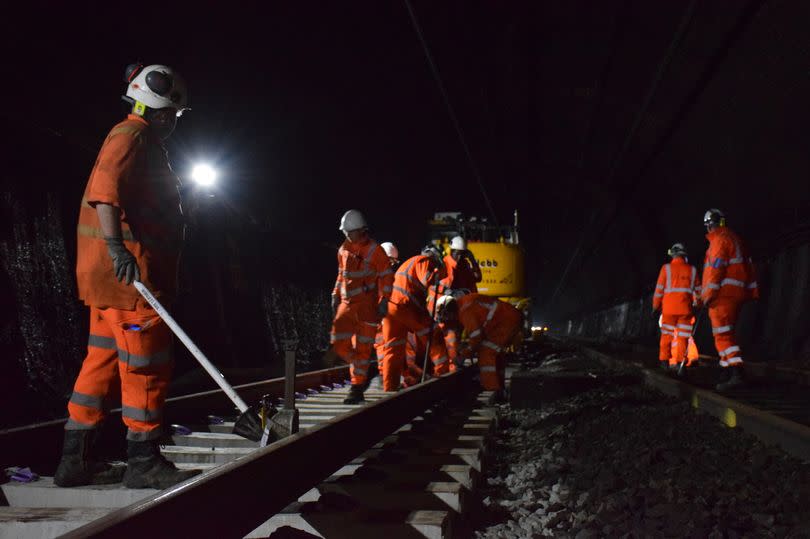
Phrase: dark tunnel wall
[{"left": 561, "top": 239, "right": 810, "bottom": 365}]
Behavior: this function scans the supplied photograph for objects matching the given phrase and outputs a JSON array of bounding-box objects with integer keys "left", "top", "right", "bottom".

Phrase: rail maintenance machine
[{"left": 428, "top": 211, "right": 531, "bottom": 335}]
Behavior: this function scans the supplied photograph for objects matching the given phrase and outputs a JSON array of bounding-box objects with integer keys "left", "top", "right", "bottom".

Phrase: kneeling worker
[{"left": 436, "top": 293, "right": 523, "bottom": 393}]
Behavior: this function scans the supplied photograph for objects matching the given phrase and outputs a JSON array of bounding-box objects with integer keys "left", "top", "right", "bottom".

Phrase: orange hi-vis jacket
[
  {"left": 442, "top": 255, "right": 479, "bottom": 293},
  {"left": 392, "top": 255, "right": 447, "bottom": 311},
  {"left": 701, "top": 227, "right": 758, "bottom": 304},
  {"left": 652, "top": 257, "right": 700, "bottom": 316},
  {"left": 76, "top": 115, "right": 184, "bottom": 310},
  {"left": 457, "top": 293, "right": 522, "bottom": 352},
  {"left": 332, "top": 238, "right": 393, "bottom": 305}
]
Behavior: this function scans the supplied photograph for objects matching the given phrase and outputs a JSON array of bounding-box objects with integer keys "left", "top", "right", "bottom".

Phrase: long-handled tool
[
  {"left": 421, "top": 274, "right": 442, "bottom": 383},
  {"left": 677, "top": 308, "right": 705, "bottom": 377},
  {"left": 133, "top": 281, "right": 264, "bottom": 441}
]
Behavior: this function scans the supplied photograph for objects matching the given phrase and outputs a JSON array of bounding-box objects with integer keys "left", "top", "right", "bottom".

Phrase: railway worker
[
  {"left": 651, "top": 243, "right": 700, "bottom": 371},
  {"left": 436, "top": 293, "right": 523, "bottom": 395},
  {"left": 371, "top": 242, "right": 401, "bottom": 387},
  {"left": 56, "top": 64, "right": 201, "bottom": 489},
  {"left": 701, "top": 209, "right": 758, "bottom": 391},
  {"left": 330, "top": 210, "right": 393, "bottom": 404},
  {"left": 381, "top": 245, "right": 451, "bottom": 391}
]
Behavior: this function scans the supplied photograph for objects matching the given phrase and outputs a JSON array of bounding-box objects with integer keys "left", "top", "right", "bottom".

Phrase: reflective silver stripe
[
  {"left": 88, "top": 334, "right": 116, "bottom": 349},
  {"left": 695, "top": 286, "right": 703, "bottom": 292},
  {"left": 343, "top": 269, "right": 375, "bottom": 278},
  {"left": 747, "top": 281, "right": 758, "bottom": 289},
  {"left": 384, "top": 339, "right": 406, "bottom": 349},
  {"left": 433, "top": 355, "right": 449, "bottom": 366},
  {"left": 118, "top": 348, "right": 172, "bottom": 368},
  {"left": 664, "top": 264, "right": 671, "bottom": 291},
  {"left": 482, "top": 340, "right": 502, "bottom": 352},
  {"left": 121, "top": 406, "right": 161, "bottom": 422},
  {"left": 655, "top": 284, "right": 664, "bottom": 289},
  {"left": 677, "top": 324, "right": 693, "bottom": 331},
  {"left": 721, "top": 278, "right": 746, "bottom": 287},
  {"left": 480, "top": 366, "right": 497, "bottom": 373},
  {"left": 330, "top": 332, "right": 353, "bottom": 342},
  {"left": 729, "top": 241, "right": 744, "bottom": 264},
  {"left": 691, "top": 266, "right": 697, "bottom": 291},
  {"left": 382, "top": 286, "right": 393, "bottom": 293},
  {"left": 726, "top": 356, "right": 743, "bottom": 365},
  {"left": 379, "top": 268, "right": 394, "bottom": 277},
  {"left": 127, "top": 429, "right": 162, "bottom": 441},
  {"left": 362, "top": 321, "right": 378, "bottom": 328},
  {"left": 661, "top": 329, "right": 675, "bottom": 336},
  {"left": 653, "top": 293, "right": 664, "bottom": 298},
  {"left": 705, "top": 283, "right": 721, "bottom": 290},
  {"left": 65, "top": 418, "right": 97, "bottom": 430},
  {"left": 70, "top": 391, "right": 103, "bottom": 409},
  {"left": 468, "top": 329, "right": 482, "bottom": 338},
  {"left": 661, "top": 324, "right": 677, "bottom": 330},
  {"left": 667, "top": 287, "right": 693, "bottom": 293},
  {"left": 393, "top": 285, "right": 422, "bottom": 305},
  {"left": 712, "top": 325, "right": 733, "bottom": 335},
  {"left": 485, "top": 302, "right": 498, "bottom": 323},
  {"left": 357, "top": 335, "right": 376, "bottom": 344},
  {"left": 719, "top": 359, "right": 729, "bottom": 367},
  {"left": 345, "top": 282, "right": 377, "bottom": 297},
  {"left": 719, "top": 345, "right": 740, "bottom": 357}
]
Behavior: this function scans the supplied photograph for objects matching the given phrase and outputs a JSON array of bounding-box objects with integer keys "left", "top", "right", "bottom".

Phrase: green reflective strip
[
  {"left": 127, "top": 429, "right": 162, "bottom": 441},
  {"left": 77, "top": 224, "right": 135, "bottom": 242},
  {"left": 118, "top": 348, "right": 172, "bottom": 368},
  {"left": 70, "top": 391, "right": 104, "bottom": 410},
  {"left": 88, "top": 334, "right": 117, "bottom": 350},
  {"left": 121, "top": 406, "right": 161, "bottom": 422}
]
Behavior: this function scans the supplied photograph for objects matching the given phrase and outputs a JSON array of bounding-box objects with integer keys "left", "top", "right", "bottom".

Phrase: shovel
[{"left": 133, "top": 281, "right": 264, "bottom": 441}]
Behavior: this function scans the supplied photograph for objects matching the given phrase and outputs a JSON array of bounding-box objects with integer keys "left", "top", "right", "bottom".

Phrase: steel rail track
[{"left": 51, "top": 369, "right": 469, "bottom": 538}]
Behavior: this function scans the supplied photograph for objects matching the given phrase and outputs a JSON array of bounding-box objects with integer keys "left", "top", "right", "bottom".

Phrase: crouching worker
[
  {"left": 56, "top": 64, "right": 201, "bottom": 488},
  {"left": 436, "top": 293, "right": 523, "bottom": 395}
]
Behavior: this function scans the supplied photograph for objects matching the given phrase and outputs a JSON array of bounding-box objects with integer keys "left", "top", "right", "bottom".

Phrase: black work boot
[
  {"left": 343, "top": 384, "right": 366, "bottom": 405},
  {"left": 716, "top": 366, "right": 745, "bottom": 392},
  {"left": 54, "top": 430, "right": 126, "bottom": 487},
  {"left": 658, "top": 361, "right": 669, "bottom": 371},
  {"left": 123, "top": 440, "right": 202, "bottom": 489}
]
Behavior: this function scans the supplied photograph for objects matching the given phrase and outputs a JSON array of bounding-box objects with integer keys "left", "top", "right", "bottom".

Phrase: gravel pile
[{"left": 475, "top": 379, "right": 810, "bottom": 538}]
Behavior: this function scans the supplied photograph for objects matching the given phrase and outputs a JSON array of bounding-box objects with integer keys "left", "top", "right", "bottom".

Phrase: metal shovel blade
[{"left": 232, "top": 408, "right": 264, "bottom": 442}]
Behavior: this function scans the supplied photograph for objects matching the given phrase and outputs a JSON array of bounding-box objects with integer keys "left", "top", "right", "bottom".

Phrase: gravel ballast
[{"left": 474, "top": 357, "right": 810, "bottom": 538}]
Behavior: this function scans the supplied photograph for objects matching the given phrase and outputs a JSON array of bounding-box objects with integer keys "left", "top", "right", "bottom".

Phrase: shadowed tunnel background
[{"left": 2, "top": 0, "right": 810, "bottom": 427}]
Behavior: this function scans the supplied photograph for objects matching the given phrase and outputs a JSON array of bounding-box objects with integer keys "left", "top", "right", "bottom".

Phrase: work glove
[
  {"left": 105, "top": 237, "right": 140, "bottom": 285},
  {"left": 331, "top": 295, "right": 341, "bottom": 316}
]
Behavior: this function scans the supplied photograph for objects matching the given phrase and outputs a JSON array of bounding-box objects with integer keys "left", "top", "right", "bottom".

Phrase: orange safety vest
[
  {"left": 391, "top": 255, "right": 446, "bottom": 311},
  {"left": 76, "top": 115, "right": 183, "bottom": 310},
  {"left": 442, "top": 254, "right": 479, "bottom": 293},
  {"left": 702, "top": 227, "right": 758, "bottom": 303},
  {"left": 332, "top": 238, "right": 392, "bottom": 305},
  {"left": 457, "top": 293, "right": 521, "bottom": 351},
  {"left": 652, "top": 257, "right": 700, "bottom": 315}
]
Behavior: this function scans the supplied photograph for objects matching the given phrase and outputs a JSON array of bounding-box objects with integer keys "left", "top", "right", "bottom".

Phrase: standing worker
[
  {"left": 436, "top": 293, "right": 522, "bottom": 397},
  {"left": 371, "top": 241, "right": 400, "bottom": 387},
  {"left": 701, "top": 209, "right": 758, "bottom": 391},
  {"left": 330, "top": 210, "right": 393, "bottom": 404},
  {"left": 652, "top": 243, "right": 700, "bottom": 371},
  {"left": 56, "top": 64, "right": 201, "bottom": 489},
  {"left": 380, "top": 245, "right": 451, "bottom": 391}
]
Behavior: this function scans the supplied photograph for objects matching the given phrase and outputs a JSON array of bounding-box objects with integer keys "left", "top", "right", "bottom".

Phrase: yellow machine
[{"left": 428, "top": 211, "right": 531, "bottom": 330}]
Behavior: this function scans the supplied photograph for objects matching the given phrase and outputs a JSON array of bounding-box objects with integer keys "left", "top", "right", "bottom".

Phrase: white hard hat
[
  {"left": 339, "top": 209, "right": 367, "bottom": 232},
  {"left": 703, "top": 208, "right": 725, "bottom": 227},
  {"left": 436, "top": 295, "right": 457, "bottom": 320},
  {"left": 381, "top": 242, "right": 399, "bottom": 259},
  {"left": 450, "top": 236, "right": 466, "bottom": 251},
  {"left": 124, "top": 64, "right": 189, "bottom": 113}
]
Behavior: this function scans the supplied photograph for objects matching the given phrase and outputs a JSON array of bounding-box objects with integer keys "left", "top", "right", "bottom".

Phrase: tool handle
[{"left": 133, "top": 281, "right": 249, "bottom": 413}]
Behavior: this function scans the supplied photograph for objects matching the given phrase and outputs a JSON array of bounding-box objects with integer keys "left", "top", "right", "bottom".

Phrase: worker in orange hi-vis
[
  {"left": 330, "top": 210, "right": 393, "bottom": 404},
  {"left": 370, "top": 242, "right": 400, "bottom": 387},
  {"left": 56, "top": 64, "right": 201, "bottom": 490},
  {"left": 652, "top": 243, "right": 701, "bottom": 371},
  {"left": 701, "top": 208, "right": 759, "bottom": 391},
  {"left": 380, "top": 245, "right": 451, "bottom": 391},
  {"left": 436, "top": 293, "right": 523, "bottom": 397}
]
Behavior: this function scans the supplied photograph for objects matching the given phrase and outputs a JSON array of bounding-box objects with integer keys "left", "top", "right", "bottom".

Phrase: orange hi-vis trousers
[
  {"left": 67, "top": 301, "right": 173, "bottom": 441},
  {"left": 476, "top": 308, "right": 522, "bottom": 391},
  {"left": 708, "top": 297, "right": 744, "bottom": 367},
  {"left": 659, "top": 313, "right": 695, "bottom": 365},
  {"left": 331, "top": 301, "right": 378, "bottom": 386},
  {"left": 381, "top": 302, "right": 450, "bottom": 392}
]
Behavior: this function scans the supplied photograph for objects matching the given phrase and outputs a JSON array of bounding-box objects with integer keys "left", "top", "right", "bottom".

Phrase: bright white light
[{"left": 191, "top": 164, "right": 217, "bottom": 187}]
